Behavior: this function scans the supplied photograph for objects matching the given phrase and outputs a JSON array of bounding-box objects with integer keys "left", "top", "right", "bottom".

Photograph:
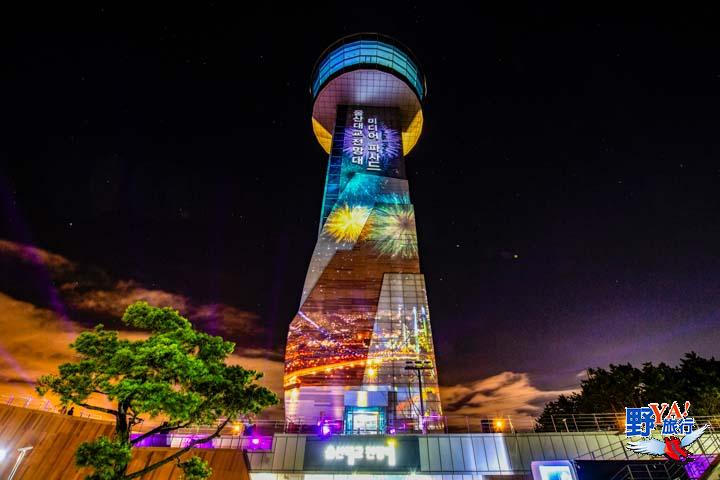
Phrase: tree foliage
[
  {"left": 178, "top": 457, "right": 213, "bottom": 480},
  {"left": 536, "top": 352, "right": 720, "bottom": 431},
  {"left": 37, "top": 301, "right": 278, "bottom": 479}
]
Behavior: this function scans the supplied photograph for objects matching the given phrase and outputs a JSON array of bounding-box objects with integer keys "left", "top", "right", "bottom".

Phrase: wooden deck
[{"left": 0, "top": 404, "right": 250, "bottom": 479}]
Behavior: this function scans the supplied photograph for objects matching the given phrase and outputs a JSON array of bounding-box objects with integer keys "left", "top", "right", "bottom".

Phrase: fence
[
  {"left": 540, "top": 413, "right": 720, "bottom": 433},
  {"left": 6, "top": 392, "right": 720, "bottom": 437},
  {"left": 0, "top": 394, "right": 104, "bottom": 420}
]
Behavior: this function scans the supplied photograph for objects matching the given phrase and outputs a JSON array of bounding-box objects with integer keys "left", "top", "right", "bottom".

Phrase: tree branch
[
  {"left": 130, "top": 421, "right": 191, "bottom": 445},
  {"left": 125, "top": 418, "right": 230, "bottom": 479},
  {"left": 127, "top": 407, "right": 144, "bottom": 429},
  {"left": 128, "top": 415, "right": 141, "bottom": 428},
  {"left": 75, "top": 402, "right": 119, "bottom": 416}
]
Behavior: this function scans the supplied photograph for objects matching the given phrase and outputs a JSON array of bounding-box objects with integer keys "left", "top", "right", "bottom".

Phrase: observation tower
[{"left": 284, "top": 33, "right": 441, "bottom": 433}]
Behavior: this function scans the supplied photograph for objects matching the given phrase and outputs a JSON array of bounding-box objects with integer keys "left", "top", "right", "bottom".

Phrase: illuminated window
[{"left": 312, "top": 40, "right": 424, "bottom": 100}]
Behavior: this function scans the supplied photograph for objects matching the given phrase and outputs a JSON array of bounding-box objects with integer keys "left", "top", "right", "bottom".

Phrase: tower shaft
[
  {"left": 285, "top": 102, "right": 441, "bottom": 432},
  {"left": 285, "top": 34, "right": 439, "bottom": 433}
]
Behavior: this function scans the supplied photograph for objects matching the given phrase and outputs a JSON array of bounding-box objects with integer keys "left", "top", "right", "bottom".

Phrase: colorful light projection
[
  {"left": 310, "top": 34, "right": 426, "bottom": 157},
  {"left": 311, "top": 40, "right": 425, "bottom": 100},
  {"left": 318, "top": 106, "right": 405, "bottom": 230},
  {"left": 323, "top": 204, "right": 372, "bottom": 243},
  {"left": 285, "top": 105, "right": 441, "bottom": 428},
  {"left": 343, "top": 109, "right": 402, "bottom": 173},
  {"left": 321, "top": 201, "right": 418, "bottom": 260},
  {"left": 367, "top": 204, "right": 418, "bottom": 259},
  {"left": 341, "top": 107, "right": 404, "bottom": 179},
  {"left": 362, "top": 273, "right": 441, "bottom": 424}
]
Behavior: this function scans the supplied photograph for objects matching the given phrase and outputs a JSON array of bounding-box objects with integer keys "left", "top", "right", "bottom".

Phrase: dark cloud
[
  {"left": 441, "top": 372, "right": 576, "bottom": 430},
  {"left": 0, "top": 291, "right": 285, "bottom": 415},
  {"left": 0, "top": 239, "right": 75, "bottom": 272},
  {"left": 0, "top": 238, "right": 270, "bottom": 347},
  {"left": 0, "top": 239, "right": 284, "bottom": 410}
]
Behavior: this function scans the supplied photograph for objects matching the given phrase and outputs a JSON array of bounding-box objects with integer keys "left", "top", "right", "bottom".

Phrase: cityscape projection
[{"left": 285, "top": 102, "right": 442, "bottom": 430}]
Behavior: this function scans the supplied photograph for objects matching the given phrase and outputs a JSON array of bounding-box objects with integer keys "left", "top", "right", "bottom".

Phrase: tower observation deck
[{"left": 284, "top": 33, "right": 441, "bottom": 433}]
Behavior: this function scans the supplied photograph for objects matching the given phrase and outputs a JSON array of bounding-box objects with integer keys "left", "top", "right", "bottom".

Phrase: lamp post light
[
  {"left": 405, "top": 360, "right": 433, "bottom": 433},
  {"left": 7, "top": 446, "right": 33, "bottom": 480}
]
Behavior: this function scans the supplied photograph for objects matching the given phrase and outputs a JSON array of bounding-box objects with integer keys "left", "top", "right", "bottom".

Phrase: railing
[
  {"left": 5, "top": 392, "right": 720, "bottom": 442},
  {"left": 134, "top": 416, "right": 533, "bottom": 437},
  {"left": 609, "top": 462, "right": 690, "bottom": 480},
  {"left": 282, "top": 414, "right": 538, "bottom": 434},
  {"left": 577, "top": 421, "right": 720, "bottom": 464},
  {"left": 541, "top": 413, "right": 720, "bottom": 433},
  {"left": 130, "top": 431, "right": 274, "bottom": 450},
  {"left": 577, "top": 438, "right": 633, "bottom": 461},
  {"left": 0, "top": 394, "right": 104, "bottom": 420},
  {"left": 0, "top": 394, "right": 545, "bottom": 434},
  {"left": 541, "top": 413, "right": 624, "bottom": 432},
  {"left": 0, "top": 397, "right": 539, "bottom": 436}
]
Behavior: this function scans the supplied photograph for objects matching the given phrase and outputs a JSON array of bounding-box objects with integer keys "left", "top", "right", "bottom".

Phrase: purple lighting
[
  {"left": 245, "top": 435, "right": 272, "bottom": 450},
  {"left": 129, "top": 433, "right": 169, "bottom": 448},
  {"left": 685, "top": 455, "right": 716, "bottom": 479},
  {"left": 182, "top": 435, "right": 214, "bottom": 449}
]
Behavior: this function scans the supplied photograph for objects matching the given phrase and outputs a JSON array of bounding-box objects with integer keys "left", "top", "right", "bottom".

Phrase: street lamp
[
  {"left": 405, "top": 360, "right": 433, "bottom": 433},
  {"left": 8, "top": 446, "right": 33, "bottom": 480}
]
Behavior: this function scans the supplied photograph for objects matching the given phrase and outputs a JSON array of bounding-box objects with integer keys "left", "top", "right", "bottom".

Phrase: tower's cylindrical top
[
  {"left": 310, "top": 33, "right": 425, "bottom": 155},
  {"left": 311, "top": 33, "right": 426, "bottom": 100}
]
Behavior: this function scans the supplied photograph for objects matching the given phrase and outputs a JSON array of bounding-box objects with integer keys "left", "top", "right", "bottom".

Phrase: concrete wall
[{"left": 247, "top": 432, "right": 720, "bottom": 477}]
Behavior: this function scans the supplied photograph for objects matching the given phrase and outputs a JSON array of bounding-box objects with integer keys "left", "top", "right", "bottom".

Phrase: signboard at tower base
[{"left": 304, "top": 436, "right": 420, "bottom": 472}]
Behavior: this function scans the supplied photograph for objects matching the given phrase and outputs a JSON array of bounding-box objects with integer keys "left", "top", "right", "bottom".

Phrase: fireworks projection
[
  {"left": 323, "top": 204, "right": 372, "bottom": 243},
  {"left": 342, "top": 115, "right": 402, "bottom": 171},
  {"left": 322, "top": 202, "right": 418, "bottom": 259},
  {"left": 368, "top": 204, "right": 418, "bottom": 259},
  {"left": 286, "top": 34, "right": 440, "bottom": 432}
]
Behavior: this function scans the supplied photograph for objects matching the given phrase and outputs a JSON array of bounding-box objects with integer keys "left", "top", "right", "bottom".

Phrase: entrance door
[{"left": 352, "top": 411, "right": 379, "bottom": 434}]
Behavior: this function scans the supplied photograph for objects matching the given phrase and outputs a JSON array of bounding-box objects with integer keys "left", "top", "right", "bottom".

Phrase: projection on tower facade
[{"left": 284, "top": 34, "right": 441, "bottom": 432}]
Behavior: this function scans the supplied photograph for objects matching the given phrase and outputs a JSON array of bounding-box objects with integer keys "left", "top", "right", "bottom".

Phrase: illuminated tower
[{"left": 284, "top": 33, "right": 441, "bottom": 433}]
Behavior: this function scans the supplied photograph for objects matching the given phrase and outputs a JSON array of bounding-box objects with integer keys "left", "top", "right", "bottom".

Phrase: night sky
[{"left": 2, "top": 4, "right": 720, "bottom": 420}]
